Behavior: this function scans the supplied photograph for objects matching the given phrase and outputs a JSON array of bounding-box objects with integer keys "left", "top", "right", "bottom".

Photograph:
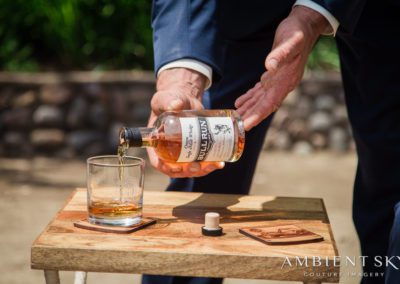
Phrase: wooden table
[{"left": 31, "top": 189, "right": 340, "bottom": 283}]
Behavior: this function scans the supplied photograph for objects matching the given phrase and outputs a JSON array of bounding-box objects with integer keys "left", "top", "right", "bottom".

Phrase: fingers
[
  {"left": 238, "top": 12, "right": 318, "bottom": 131},
  {"left": 236, "top": 87, "right": 264, "bottom": 117},
  {"left": 147, "top": 147, "right": 225, "bottom": 177},
  {"left": 151, "top": 90, "right": 205, "bottom": 116},
  {"left": 235, "top": 82, "right": 262, "bottom": 108},
  {"left": 151, "top": 91, "right": 187, "bottom": 115},
  {"left": 239, "top": 85, "right": 282, "bottom": 131},
  {"left": 265, "top": 30, "right": 304, "bottom": 72},
  {"left": 160, "top": 161, "right": 225, "bottom": 178},
  {"left": 190, "top": 97, "right": 205, "bottom": 111},
  {"left": 241, "top": 99, "right": 275, "bottom": 131}
]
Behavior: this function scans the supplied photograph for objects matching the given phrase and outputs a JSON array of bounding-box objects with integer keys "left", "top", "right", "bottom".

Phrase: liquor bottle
[{"left": 119, "top": 109, "right": 245, "bottom": 163}]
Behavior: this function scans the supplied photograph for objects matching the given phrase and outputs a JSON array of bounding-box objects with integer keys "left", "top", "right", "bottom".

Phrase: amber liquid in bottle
[{"left": 120, "top": 109, "right": 245, "bottom": 163}]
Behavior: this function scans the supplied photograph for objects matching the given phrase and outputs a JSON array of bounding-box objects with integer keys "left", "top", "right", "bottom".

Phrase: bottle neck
[
  {"left": 137, "top": 127, "right": 157, "bottom": 147},
  {"left": 120, "top": 127, "right": 157, "bottom": 148}
]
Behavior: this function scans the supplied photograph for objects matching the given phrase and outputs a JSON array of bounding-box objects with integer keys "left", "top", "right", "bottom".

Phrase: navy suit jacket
[{"left": 151, "top": 0, "right": 366, "bottom": 79}]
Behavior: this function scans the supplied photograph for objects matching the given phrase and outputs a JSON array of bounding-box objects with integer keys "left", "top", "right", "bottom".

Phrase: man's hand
[
  {"left": 148, "top": 68, "right": 225, "bottom": 177},
  {"left": 235, "top": 6, "right": 331, "bottom": 131}
]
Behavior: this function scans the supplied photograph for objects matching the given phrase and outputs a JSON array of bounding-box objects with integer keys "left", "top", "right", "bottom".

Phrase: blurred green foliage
[
  {"left": 0, "top": 0, "right": 153, "bottom": 71},
  {"left": 308, "top": 37, "right": 340, "bottom": 70},
  {"left": 0, "top": 0, "right": 338, "bottom": 72}
]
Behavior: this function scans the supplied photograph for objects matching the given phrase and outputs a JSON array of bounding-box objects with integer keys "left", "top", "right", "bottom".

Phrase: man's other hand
[
  {"left": 235, "top": 6, "right": 331, "bottom": 131},
  {"left": 148, "top": 68, "right": 225, "bottom": 177}
]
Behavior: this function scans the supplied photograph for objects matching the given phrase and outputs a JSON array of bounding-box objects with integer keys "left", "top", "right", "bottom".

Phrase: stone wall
[
  {"left": 264, "top": 72, "right": 354, "bottom": 154},
  {"left": 0, "top": 71, "right": 353, "bottom": 158}
]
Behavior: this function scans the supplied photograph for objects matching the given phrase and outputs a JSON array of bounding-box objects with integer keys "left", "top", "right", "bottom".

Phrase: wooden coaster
[
  {"left": 239, "top": 224, "right": 324, "bottom": 245},
  {"left": 74, "top": 218, "right": 156, "bottom": 234}
]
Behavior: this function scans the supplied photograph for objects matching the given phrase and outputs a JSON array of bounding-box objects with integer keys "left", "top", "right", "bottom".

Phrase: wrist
[
  {"left": 291, "top": 5, "right": 332, "bottom": 36},
  {"left": 157, "top": 68, "right": 207, "bottom": 99}
]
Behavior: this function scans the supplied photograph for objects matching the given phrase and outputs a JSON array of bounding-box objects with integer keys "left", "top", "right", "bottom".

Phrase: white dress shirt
[{"left": 157, "top": 0, "right": 339, "bottom": 90}]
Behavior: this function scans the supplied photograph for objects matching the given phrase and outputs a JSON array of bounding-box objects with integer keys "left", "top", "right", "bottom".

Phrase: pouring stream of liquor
[{"left": 117, "top": 143, "right": 128, "bottom": 203}]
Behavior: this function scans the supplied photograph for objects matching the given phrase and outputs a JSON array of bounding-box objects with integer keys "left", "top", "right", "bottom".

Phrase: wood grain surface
[{"left": 31, "top": 189, "right": 340, "bottom": 282}]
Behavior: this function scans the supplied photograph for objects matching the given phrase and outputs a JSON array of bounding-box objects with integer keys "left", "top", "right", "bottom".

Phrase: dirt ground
[{"left": 0, "top": 151, "right": 361, "bottom": 284}]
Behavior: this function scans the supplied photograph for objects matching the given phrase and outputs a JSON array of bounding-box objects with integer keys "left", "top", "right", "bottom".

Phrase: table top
[{"left": 31, "top": 189, "right": 340, "bottom": 282}]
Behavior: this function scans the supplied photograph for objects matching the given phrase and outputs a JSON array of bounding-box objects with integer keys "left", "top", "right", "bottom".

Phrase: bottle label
[{"left": 177, "top": 117, "right": 234, "bottom": 162}]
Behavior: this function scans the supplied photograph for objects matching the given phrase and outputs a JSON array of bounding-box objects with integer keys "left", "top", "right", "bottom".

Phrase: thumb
[
  {"left": 151, "top": 91, "right": 190, "bottom": 115},
  {"left": 265, "top": 31, "right": 304, "bottom": 72}
]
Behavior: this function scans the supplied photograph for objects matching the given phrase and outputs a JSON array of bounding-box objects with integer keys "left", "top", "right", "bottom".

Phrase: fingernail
[
  {"left": 217, "top": 162, "right": 225, "bottom": 169},
  {"left": 189, "top": 164, "right": 200, "bottom": 172},
  {"left": 168, "top": 99, "right": 182, "bottom": 110},
  {"left": 268, "top": 59, "right": 278, "bottom": 70}
]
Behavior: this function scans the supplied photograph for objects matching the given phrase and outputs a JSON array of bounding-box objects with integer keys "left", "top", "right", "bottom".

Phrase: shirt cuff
[
  {"left": 157, "top": 59, "right": 213, "bottom": 90},
  {"left": 294, "top": 0, "right": 340, "bottom": 36}
]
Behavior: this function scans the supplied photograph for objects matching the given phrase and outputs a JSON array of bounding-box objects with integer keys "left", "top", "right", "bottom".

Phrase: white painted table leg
[
  {"left": 44, "top": 270, "right": 60, "bottom": 284},
  {"left": 74, "top": 271, "right": 88, "bottom": 284}
]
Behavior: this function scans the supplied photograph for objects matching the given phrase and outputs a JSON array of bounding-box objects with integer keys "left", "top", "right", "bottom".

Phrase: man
[{"left": 143, "top": 1, "right": 400, "bottom": 284}]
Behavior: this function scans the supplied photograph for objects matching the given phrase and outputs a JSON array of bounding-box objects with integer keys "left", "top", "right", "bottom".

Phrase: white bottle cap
[
  {"left": 204, "top": 212, "right": 220, "bottom": 230},
  {"left": 202, "top": 212, "right": 223, "bottom": 236}
]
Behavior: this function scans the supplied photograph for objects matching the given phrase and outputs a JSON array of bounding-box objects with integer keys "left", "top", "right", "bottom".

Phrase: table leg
[
  {"left": 44, "top": 270, "right": 60, "bottom": 284},
  {"left": 74, "top": 271, "right": 88, "bottom": 284}
]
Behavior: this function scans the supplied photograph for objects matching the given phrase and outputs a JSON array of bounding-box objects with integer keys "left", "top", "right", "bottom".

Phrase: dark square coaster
[
  {"left": 74, "top": 218, "right": 157, "bottom": 234},
  {"left": 239, "top": 224, "right": 324, "bottom": 245}
]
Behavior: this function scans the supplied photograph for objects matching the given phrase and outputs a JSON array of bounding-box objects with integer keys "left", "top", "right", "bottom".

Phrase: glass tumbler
[{"left": 87, "top": 155, "right": 144, "bottom": 226}]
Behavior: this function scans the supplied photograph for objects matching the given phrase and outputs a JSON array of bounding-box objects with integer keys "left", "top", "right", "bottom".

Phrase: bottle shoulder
[{"left": 157, "top": 109, "right": 240, "bottom": 119}]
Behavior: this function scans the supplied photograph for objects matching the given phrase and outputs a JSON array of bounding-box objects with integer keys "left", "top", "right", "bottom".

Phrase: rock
[
  {"left": 349, "top": 140, "right": 356, "bottom": 151},
  {"left": 89, "top": 103, "right": 108, "bottom": 129},
  {"left": 0, "top": 108, "right": 32, "bottom": 128},
  {"left": 40, "top": 84, "right": 71, "bottom": 105},
  {"left": 12, "top": 90, "right": 37, "bottom": 108},
  {"left": 130, "top": 103, "right": 151, "bottom": 123},
  {"left": 3, "top": 131, "right": 26, "bottom": 146},
  {"left": 301, "top": 81, "right": 326, "bottom": 97},
  {"left": 337, "top": 91, "right": 346, "bottom": 104},
  {"left": 314, "top": 95, "right": 336, "bottom": 111},
  {"left": 293, "top": 97, "right": 312, "bottom": 119},
  {"left": 82, "top": 142, "right": 108, "bottom": 157},
  {"left": 282, "top": 89, "right": 299, "bottom": 107},
  {"left": 308, "top": 111, "right": 333, "bottom": 132},
  {"left": 66, "top": 97, "right": 89, "bottom": 128},
  {"left": 55, "top": 147, "right": 76, "bottom": 159},
  {"left": 0, "top": 87, "right": 15, "bottom": 108},
  {"left": 83, "top": 83, "right": 105, "bottom": 100},
  {"left": 287, "top": 119, "right": 308, "bottom": 140},
  {"left": 333, "top": 105, "right": 348, "bottom": 125},
  {"left": 33, "top": 105, "right": 63, "bottom": 127},
  {"left": 108, "top": 122, "right": 124, "bottom": 150},
  {"left": 329, "top": 127, "right": 348, "bottom": 152},
  {"left": 31, "top": 129, "right": 65, "bottom": 146},
  {"left": 310, "top": 133, "right": 328, "bottom": 149},
  {"left": 293, "top": 141, "right": 313, "bottom": 155},
  {"left": 273, "top": 132, "right": 292, "bottom": 150},
  {"left": 66, "top": 130, "right": 103, "bottom": 151},
  {"left": 127, "top": 85, "right": 154, "bottom": 103},
  {"left": 2, "top": 133, "right": 33, "bottom": 156},
  {"left": 110, "top": 92, "right": 128, "bottom": 121},
  {"left": 272, "top": 107, "right": 290, "bottom": 127},
  {"left": 263, "top": 127, "right": 278, "bottom": 150}
]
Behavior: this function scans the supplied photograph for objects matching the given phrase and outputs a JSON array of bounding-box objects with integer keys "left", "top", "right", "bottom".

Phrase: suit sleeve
[
  {"left": 152, "top": 0, "right": 222, "bottom": 80},
  {"left": 310, "top": 0, "right": 366, "bottom": 32}
]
